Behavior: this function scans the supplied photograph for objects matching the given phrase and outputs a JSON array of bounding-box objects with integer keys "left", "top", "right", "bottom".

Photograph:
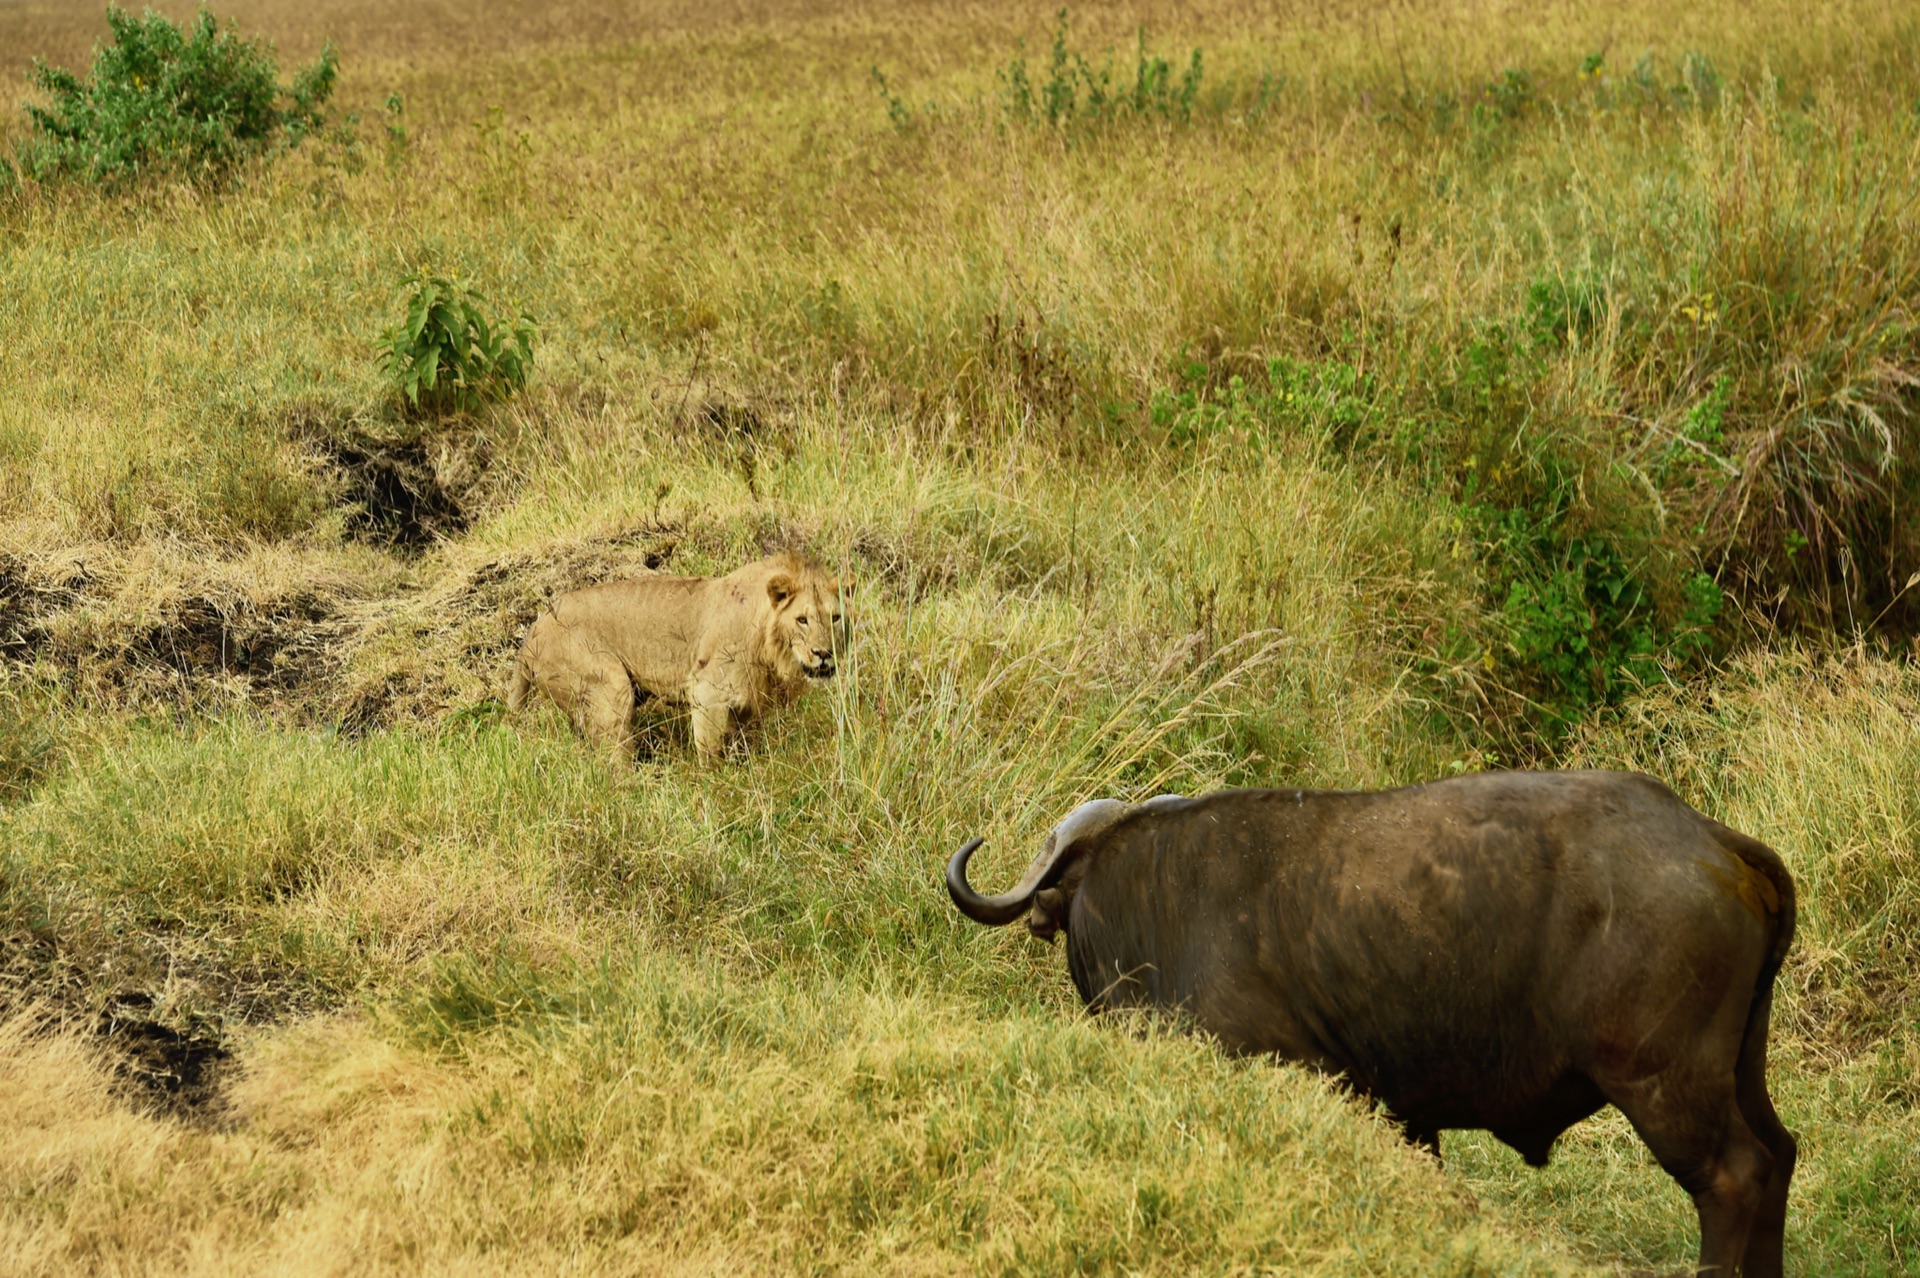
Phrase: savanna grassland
[{"left": 1, "top": 0, "right": 1917, "bottom": 1272}]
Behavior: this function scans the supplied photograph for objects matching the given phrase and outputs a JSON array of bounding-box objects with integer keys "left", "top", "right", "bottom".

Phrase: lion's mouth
[{"left": 805, "top": 661, "right": 836, "bottom": 679}]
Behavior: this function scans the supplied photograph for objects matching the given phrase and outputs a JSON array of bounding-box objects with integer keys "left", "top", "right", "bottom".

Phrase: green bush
[
  {"left": 1473, "top": 487, "right": 1723, "bottom": 731},
  {"left": 377, "top": 270, "right": 537, "bottom": 413},
  {"left": 17, "top": 5, "right": 337, "bottom": 188},
  {"left": 1150, "top": 355, "right": 1372, "bottom": 451},
  {"left": 1150, "top": 311, "right": 1741, "bottom": 747}
]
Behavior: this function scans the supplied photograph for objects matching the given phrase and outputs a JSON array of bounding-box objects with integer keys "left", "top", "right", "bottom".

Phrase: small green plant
[
  {"left": 1679, "top": 52, "right": 1723, "bottom": 110},
  {"left": 1652, "top": 377, "right": 1734, "bottom": 483},
  {"left": 16, "top": 5, "right": 336, "bottom": 188},
  {"left": 377, "top": 270, "right": 536, "bottom": 413},
  {"left": 878, "top": 9, "right": 1228, "bottom": 133},
  {"left": 995, "top": 10, "right": 1203, "bottom": 128},
  {"left": 1525, "top": 272, "right": 1607, "bottom": 348},
  {"left": 869, "top": 67, "right": 915, "bottom": 131},
  {"left": 1476, "top": 67, "right": 1535, "bottom": 126},
  {"left": 381, "top": 93, "right": 409, "bottom": 165}
]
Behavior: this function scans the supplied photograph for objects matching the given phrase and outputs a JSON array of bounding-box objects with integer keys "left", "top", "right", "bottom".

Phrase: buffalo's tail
[
  {"left": 1713, "top": 821, "right": 1797, "bottom": 988},
  {"left": 1715, "top": 821, "right": 1799, "bottom": 1175}
]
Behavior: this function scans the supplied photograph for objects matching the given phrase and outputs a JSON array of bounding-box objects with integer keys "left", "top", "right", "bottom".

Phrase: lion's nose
[{"left": 812, "top": 648, "right": 833, "bottom": 662}]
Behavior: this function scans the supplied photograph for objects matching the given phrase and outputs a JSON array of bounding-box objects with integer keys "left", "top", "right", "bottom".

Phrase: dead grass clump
[
  {"left": 5, "top": 546, "right": 363, "bottom": 711},
  {"left": 0, "top": 551, "right": 89, "bottom": 663}
]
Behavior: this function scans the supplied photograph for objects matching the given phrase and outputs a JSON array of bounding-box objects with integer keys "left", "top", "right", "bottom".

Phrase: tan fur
[{"left": 508, "top": 552, "right": 851, "bottom": 761}]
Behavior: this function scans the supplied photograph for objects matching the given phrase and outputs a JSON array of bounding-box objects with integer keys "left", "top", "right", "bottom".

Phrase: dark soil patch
[
  {"left": 0, "top": 918, "right": 307, "bottom": 1125},
  {"left": 0, "top": 554, "right": 89, "bottom": 662},
  {"left": 1, "top": 548, "right": 345, "bottom": 710},
  {"left": 697, "top": 398, "right": 767, "bottom": 447},
  {"left": 689, "top": 397, "right": 793, "bottom": 503},
  {"left": 126, "top": 593, "right": 339, "bottom": 693},
  {"left": 319, "top": 433, "right": 470, "bottom": 552},
  {"left": 100, "top": 993, "right": 233, "bottom": 1124},
  {"left": 280, "top": 402, "right": 477, "bottom": 554}
]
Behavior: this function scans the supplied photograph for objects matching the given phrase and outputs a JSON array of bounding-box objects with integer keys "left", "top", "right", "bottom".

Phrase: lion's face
[{"left": 766, "top": 572, "right": 850, "bottom": 680}]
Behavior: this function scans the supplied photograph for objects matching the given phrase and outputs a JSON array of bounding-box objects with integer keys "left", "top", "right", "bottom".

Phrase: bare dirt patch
[
  {"left": 25, "top": 584, "right": 351, "bottom": 709},
  {"left": 0, "top": 553, "right": 89, "bottom": 663},
  {"left": 286, "top": 404, "right": 488, "bottom": 554},
  {"left": 318, "top": 432, "right": 473, "bottom": 552},
  {"left": 0, "top": 922, "right": 290, "bottom": 1126},
  {"left": 100, "top": 992, "right": 234, "bottom": 1124}
]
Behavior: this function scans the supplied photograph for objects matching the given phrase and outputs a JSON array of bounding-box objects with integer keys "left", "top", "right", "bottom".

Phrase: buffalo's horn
[{"left": 946, "top": 835, "right": 1068, "bottom": 927}]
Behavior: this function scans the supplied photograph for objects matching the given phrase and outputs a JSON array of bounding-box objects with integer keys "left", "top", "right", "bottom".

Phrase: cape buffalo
[{"left": 946, "top": 771, "right": 1796, "bottom": 1277}]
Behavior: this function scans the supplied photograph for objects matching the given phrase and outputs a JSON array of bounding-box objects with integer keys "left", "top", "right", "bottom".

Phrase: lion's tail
[{"left": 505, "top": 659, "right": 531, "bottom": 712}]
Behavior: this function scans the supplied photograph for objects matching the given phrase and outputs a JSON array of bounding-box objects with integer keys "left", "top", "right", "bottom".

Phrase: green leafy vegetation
[
  {"left": 377, "top": 269, "right": 536, "bottom": 413},
  {"left": 997, "top": 10, "right": 1206, "bottom": 127},
  {"left": 876, "top": 8, "right": 1281, "bottom": 133},
  {"left": 15, "top": 5, "right": 336, "bottom": 188}
]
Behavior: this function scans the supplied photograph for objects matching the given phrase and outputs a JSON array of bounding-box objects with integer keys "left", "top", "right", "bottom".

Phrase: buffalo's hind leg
[
  {"left": 1603, "top": 1068, "right": 1775, "bottom": 1276},
  {"left": 1734, "top": 986, "right": 1796, "bottom": 1278}
]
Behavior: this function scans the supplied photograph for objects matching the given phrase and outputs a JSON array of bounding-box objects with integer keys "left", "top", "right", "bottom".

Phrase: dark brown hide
[{"left": 947, "top": 772, "right": 1796, "bottom": 1278}]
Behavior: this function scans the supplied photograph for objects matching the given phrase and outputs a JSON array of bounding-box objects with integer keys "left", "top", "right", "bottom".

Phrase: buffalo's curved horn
[
  {"left": 946, "top": 836, "right": 1063, "bottom": 926},
  {"left": 947, "top": 799, "right": 1133, "bottom": 927}
]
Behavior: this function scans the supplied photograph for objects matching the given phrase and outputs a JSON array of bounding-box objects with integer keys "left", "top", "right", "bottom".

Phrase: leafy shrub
[
  {"left": 1458, "top": 356, "right": 1709, "bottom": 727},
  {"left": 1474, "top": 483, "right": 1723, "bottom": 729},
  {"left": 381, "top": 93, "right": 409, "bottom": 166},
  {"left": 377, "top": 270, "right": 536, "bottom": 413},
  {"left": 16, "top": 5, "right": 336, "bottom": 188}
]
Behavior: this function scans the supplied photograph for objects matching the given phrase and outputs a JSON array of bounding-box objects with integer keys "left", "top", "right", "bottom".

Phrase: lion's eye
[
  {"left": 797, "top": 616, "right": 809, "bottom": 627},
  {"left": 831, "top": 614, "right": 841, "bottom": 623}
]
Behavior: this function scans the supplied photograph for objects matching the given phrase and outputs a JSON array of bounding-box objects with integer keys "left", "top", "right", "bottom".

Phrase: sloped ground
[{"left": 1, "top": 0, "right": 1916, "bottom": 1272}]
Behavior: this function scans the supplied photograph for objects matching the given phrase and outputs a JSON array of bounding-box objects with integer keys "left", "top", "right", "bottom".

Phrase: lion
[{"left": 506, "top": 552, "right": 851, "bottom": 761}]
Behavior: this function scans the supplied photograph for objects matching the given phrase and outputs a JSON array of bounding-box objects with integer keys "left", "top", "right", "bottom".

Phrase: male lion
[{"left": 506, "top": 552, "right": 850, "bottom": 761}]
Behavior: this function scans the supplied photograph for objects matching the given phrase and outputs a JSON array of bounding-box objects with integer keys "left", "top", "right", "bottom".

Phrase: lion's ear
[
  {"left": 838, "top": 576, "right": 855, "bottom": 596},
  {"left": 766, "top": 574, "right": 796, "bottom": 606}
]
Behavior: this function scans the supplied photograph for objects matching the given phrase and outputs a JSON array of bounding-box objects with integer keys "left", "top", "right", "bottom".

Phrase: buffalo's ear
[{"left": 766, "top": 573, "right": 796, "bottom": 606}]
